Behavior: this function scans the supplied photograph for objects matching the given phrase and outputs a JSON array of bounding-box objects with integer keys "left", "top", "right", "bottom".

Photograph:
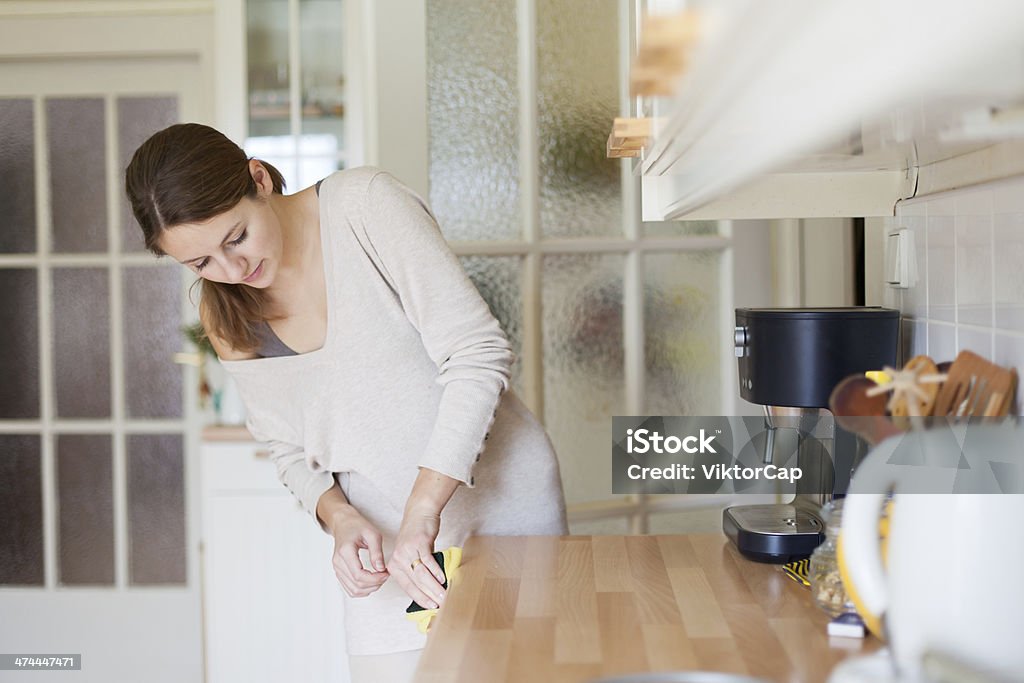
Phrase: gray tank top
[
  {"left": 253, "top": 177, "right": 324, "bottom": 359},
  {"left": 255, "top": 321, "right": 297, "bottom": 358}
]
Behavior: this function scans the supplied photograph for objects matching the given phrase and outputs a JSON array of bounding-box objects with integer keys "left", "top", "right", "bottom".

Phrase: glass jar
[{"left": 809, "top": 497, "right": 856, "bottom": 617}]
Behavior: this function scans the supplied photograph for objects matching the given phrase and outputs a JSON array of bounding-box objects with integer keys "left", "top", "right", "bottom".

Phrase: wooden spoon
[{"left": 829, "top": 374, "right": 906, "bottom": 445}]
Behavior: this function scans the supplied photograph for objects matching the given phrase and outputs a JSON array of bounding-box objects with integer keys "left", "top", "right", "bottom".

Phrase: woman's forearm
[
  {"left": 405, "top": 467, "right": 460, "bottom": 516},
  {"left": 315, "top": 482, "right": 358, "bottom": 532}
]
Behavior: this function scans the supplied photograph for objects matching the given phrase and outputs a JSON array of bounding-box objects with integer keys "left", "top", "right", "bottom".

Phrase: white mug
[{"left": 839, "top": 426, "right": 1024, "bottom": 681}]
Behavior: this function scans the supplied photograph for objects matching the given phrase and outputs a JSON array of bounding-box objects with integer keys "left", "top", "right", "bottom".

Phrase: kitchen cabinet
[
  {"left": 632, "top": 0, "right": 1024, "bottom": 220},
  {"left": 200, "top": 434, "right": 349, "bottom": 682}
]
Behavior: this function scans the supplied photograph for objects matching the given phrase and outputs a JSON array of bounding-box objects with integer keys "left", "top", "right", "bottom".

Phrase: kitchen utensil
[
  {"left": 838, "top": 432, "right": 1024, "bottom": 682},
  {"left": 872, "top": 355, "right": 943, "bottom": 419},
  {"left": 830, "top": 374, "right": 903, "bottom": 446},
  {"left": 931, "top": 350, "right": 1017, "bottom": 417}
]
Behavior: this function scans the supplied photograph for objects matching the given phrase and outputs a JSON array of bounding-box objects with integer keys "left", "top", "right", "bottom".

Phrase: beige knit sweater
[{"left": 219, "top": 168, "right": 568, "bottom": 655}]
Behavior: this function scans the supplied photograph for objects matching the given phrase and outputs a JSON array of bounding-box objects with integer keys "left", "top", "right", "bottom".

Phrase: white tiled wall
[{"left": 884, "top": 175, "right": 1024, "bottom": 414}]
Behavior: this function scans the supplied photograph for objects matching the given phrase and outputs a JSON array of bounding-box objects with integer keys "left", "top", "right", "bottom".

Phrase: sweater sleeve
[
  {"left": 359, "top": 171, "right": 514, "bottom": 486},
  {"left": 249, "top": 423, "right": 335, "bottom": 532}
]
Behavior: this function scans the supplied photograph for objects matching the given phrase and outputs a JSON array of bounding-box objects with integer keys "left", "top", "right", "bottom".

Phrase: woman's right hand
[{"left": 325, "top": 506, "right": 389, "bottom": 598}]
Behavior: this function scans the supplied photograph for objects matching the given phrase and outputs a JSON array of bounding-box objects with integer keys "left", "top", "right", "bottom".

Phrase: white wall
[{"left": 882, "top": 175, "right": 1024, "bottom": 415}]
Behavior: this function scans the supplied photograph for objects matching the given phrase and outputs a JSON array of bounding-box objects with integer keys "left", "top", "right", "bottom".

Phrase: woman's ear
[{"left": 249, "top": 159, "right": 273, "bottom": 197}]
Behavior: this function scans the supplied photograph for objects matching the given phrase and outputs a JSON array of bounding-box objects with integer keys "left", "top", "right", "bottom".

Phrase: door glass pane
[
  {"left": 47, "top": 97, "right": 107, "bottom": 253},
  {"left": 543, "top": 253, "right": 625, "bottom": 505},
  {"left": 118, "top": 97, "right": 179, "bottom": 253},
  {"left": 0, "top": 98, "right": 37, "bottom": 254},
  {"left": 427, "top": 0, "right": 519, "bottom": 242},
  {"left": 122, "top": 266, "right": 183, "bottom": 418},
  {"left": 53, "top": 268, "right": 111, "bottom": 418},
  {"left": 644, "top": 252, "right": 723, "bottom": 415},
  {"left": 0, "top": 269, "right": 40, "bottom": 419},
  {"left": 460, "top": 255, "right": 523, "bottom": 390},
  {"left": 127, "top": 434, "right": 186, "bottom": 585},
  {"left": 537, "top": 0, "right": 621, "bottom": 238},
  {"left": 248, "top": 0, "right": 292, "bottom": 119},
  {"left": 300, "top": 0, "right": 345, "bottom": 183},
  {"left": 57, "top": 434, "right": 114, "bottom": 586},
  {"left": 0, "top": 435, "right": 44, "bottom": 585}
]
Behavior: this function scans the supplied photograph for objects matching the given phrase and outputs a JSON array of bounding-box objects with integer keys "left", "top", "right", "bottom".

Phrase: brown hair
[{"left": 125, "top": 123, "right": 286, "bottom": 355}]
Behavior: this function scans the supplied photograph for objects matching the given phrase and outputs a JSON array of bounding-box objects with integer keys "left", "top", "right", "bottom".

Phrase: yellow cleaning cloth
[
  {"left": 782, "top": 557, "right": 811, "bottom": 587},
  {"left": 404, "top": 546, "right": 462, "bottom": 634}
]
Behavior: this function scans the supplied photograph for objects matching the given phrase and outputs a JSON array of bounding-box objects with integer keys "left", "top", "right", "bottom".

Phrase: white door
[{"left": 0, "top": 55, "right": 205, "bottom": 683}]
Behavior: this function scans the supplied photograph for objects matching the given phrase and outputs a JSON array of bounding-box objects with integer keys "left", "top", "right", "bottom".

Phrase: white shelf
[{"left": 637, "top": 0, "right": 1024, "bottom": 220}]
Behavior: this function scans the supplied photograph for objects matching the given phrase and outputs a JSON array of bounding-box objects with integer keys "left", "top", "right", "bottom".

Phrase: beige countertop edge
[{"left": 201, "top": 425, "right": 256, "bottom": 441}]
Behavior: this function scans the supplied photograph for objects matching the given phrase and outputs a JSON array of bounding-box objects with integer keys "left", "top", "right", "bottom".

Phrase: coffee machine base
[{"left": 723, "top": 503, "right": 825, "bottom": 564}]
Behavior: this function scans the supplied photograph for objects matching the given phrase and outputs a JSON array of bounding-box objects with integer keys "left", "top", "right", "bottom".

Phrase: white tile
[
  {"left": 955, "top": 212, "right": 993, "bottom": 327},
  {"left": 883, "top": 284, "right": 902, "bottom": 311},
  {"left": 928, "top": 321, "right": 957, "bottom": 364},
  {"left": 993, "top": 333, "right": 1024, "bottom": 415},
  {"left": 900, "top": 318, "right": 927, "bottom": 365},
  {"left": 955, "top": 187, "right": 992, "bottom": 217},
  {"left": 993, "top": 212, "right": 1024, "bottom": 332},
  {"left": 927, "top": 214, "right": 956, "bottom": 322},
  {"left": 897, "top": 213, "right": 927, "bottom": 319},
  {"left": 911, "top": 318, "right": 927, "bottom": 359},
  {"left": 957, "top": 326, "right": 993, "bottom": 360},
  {"left": 993, "top": 177, "right": 1024, "bottom": 215},
  {"left": 927, "top": 194, "right": 957, "bottom": 219}
]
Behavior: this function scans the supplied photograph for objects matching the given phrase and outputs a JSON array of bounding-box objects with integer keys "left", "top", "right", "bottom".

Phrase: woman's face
[{"left": 158, "top": 169, "right": 283, "bottom": 288}]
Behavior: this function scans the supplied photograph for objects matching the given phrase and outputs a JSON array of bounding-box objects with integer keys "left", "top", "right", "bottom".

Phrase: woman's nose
[{"left": 228, "top": 258, "right": 249, "bottom": 283}]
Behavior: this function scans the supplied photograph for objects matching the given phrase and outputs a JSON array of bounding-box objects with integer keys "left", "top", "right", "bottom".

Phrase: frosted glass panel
[
  {"left": 644, "top": 252, "right": 723, "bottom": 415},
  {"left": 57, "top": 434, "right": 114, "bottom": 585},
  {"left": 460, "top": 256, "right": 523, "bottom": 391},
  {"left": 127, "top": 434, "right": 186, "bottom": 585},
  {"left": 427, "top": 0, "right": 519, "bottom": 241},
  {"left": 0, "top": 435, "right": 43, "bottom": 585},
  {"left": 123, "top": 266, "right": 183, "bottom": 418},
  {"left": 644, "top": 220, "right": 719, "bottom": 237},
  {"left": 0, "top": 99, "right": 37, "bottom": 254},
  {"left": 543, "top": 254, "right": 625, "bottom": 505},
  {"left": 537, "top": 0, "right": 621, "bottom": 238},
  {"left": 53, "top": 268, "right": 111, "bottom": 418},
  {"left": 119, "top": 97, "right": 179, "bottom": 252},
  {"left": 47, "top": 98, "right": 107, "bottom": 253},
  {"left": 0, "top": 269, "right": 40, "bottom": 419}
]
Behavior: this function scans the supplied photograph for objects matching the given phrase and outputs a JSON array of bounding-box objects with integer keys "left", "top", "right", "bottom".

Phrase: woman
[{"left": 126, "top": 123, "right": 568, "bottom": 681}]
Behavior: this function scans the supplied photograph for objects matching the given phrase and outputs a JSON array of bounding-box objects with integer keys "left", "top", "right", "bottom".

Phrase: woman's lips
[{"left": 243, "top": 260, "right": 264, "bottom": 283}]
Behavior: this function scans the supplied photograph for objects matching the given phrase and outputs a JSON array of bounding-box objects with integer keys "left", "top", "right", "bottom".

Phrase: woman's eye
[
  {"left": 195, "top": 259, "right": 209, "bottom": 272},
  {"left": 230, "top": 229, "right": 248, "bottom": 246}
]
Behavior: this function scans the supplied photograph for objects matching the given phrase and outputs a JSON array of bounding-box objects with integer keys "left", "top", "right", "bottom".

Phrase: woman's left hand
[{"left": 388, "top": 507, "right": 447, "bottom": 610}]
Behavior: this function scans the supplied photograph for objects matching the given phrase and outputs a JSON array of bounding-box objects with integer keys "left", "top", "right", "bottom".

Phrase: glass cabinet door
[{"left": 245, "top": 0, "right": 346, "bottom": 191}]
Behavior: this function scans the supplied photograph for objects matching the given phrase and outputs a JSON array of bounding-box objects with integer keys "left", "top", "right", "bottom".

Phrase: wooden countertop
[{"left": 415, "top": 534, "right": 880, "bottom": 683}]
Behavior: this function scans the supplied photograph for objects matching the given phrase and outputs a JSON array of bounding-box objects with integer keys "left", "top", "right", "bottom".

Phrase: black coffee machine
[{"left": 724, "top": 307, "right": 900, "bottom": 563}]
